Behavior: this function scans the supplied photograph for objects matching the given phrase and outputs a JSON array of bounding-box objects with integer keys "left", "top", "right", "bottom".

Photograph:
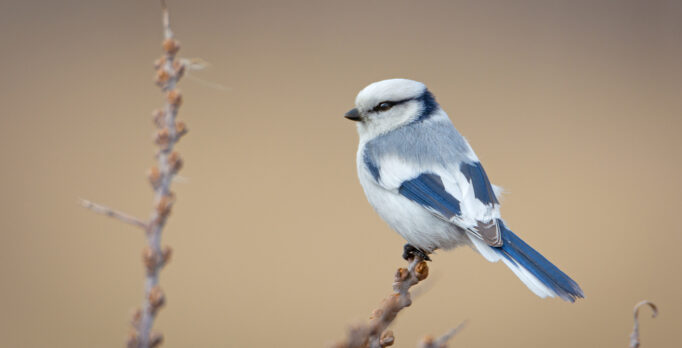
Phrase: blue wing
[
  {"left": 398, "top": 169, "right": 502, "bottom": 246},
  {"left": 398, "top": 173, "right": 461, "bottom": 220},
  {"left": 459, "top": 162, "right": 499, "bottom": 205}
]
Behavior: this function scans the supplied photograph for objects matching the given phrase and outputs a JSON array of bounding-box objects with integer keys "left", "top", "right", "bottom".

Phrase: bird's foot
[{"left": 403, "top": 244, "right": 432, "bottom": 262}]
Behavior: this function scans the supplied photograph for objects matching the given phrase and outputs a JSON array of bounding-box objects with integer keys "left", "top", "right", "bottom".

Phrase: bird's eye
[{"left": 374, "top": 101, "right": 395, "bottom": 112}]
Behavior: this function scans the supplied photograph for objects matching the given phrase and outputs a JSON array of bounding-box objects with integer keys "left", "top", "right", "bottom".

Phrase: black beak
[{"left": 344, "top": 108, "right": 362, "bottom": 121}]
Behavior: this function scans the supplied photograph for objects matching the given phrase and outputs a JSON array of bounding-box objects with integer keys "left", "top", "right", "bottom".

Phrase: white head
[{"left": 345, "top": 79, "right": 441, "bottom": 142}]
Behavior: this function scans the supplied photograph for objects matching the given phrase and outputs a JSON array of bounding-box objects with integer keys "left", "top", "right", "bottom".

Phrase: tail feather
[{"left": 468, "top": 220, "right": 584, "bottom": 302}]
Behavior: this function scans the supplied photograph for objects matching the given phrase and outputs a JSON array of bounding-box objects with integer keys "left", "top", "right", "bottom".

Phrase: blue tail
[{"left": 494, "top": 220, "right": 584, "bottom": 302}]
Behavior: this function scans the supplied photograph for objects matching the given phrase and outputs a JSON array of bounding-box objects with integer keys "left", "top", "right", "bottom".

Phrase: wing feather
[
  {"left": 397, "top": 169, "right": 502, "bottom": 247},
  {"left": 398, "top": 173, "right": 461, "bottom": 219}
]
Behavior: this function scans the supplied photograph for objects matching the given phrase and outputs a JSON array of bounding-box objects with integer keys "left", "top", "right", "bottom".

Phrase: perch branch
[
  {"left": 333, "top": 256, "right": 430, "bottom": 348},
  {"left": 79, "top": 199, "right": 148, "bottom": 230},
  {"left": 630, "top": 300, "right": 658, "bottom": 348}
]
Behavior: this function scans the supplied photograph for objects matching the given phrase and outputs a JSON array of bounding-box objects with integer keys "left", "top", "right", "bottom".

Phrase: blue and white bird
[{"left": 345, "top": 78, "right": 583, "bottom": 302}]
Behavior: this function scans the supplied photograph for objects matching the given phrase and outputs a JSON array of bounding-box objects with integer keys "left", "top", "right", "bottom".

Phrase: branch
[
  {"left": 333, "top": 256, "right": 430, "bottom": 348},
  {"left": 129, "top": 1, "right": 188, "bottom": 347},
  {"left": 630, "top": 300, "right": 658, "bottom": 348},
  {"left": 418, "top": 321, "right": 467, "bottom": 348},
  {"left": 81, "top": 1, "right": 188, "bottom": 347},
  {"left": 79, "top": 199, "right": 148, "bottom": 230}
]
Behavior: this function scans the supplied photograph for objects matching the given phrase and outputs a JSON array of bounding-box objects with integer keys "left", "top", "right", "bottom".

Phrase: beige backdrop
[{"left": 1, "top": 0, "right": 681, "bottom": 347}]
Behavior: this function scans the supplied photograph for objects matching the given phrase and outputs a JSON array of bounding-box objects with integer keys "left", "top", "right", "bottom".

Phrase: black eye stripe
[
  {"left": 373, "top": 101, "right": 395, "bottom": 112},
  {"left": 371, "top": 97, "right": 414, "bottom": 113}
]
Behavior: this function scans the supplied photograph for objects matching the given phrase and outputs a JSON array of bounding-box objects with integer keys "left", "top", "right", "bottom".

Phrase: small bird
[{"left": 345, "top": 78, "right": 583, "bottom": 302}]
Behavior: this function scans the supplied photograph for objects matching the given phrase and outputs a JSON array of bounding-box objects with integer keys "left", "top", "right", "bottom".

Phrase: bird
[{"left": 345, "top": 78, "right": 584, "bottom": 302}]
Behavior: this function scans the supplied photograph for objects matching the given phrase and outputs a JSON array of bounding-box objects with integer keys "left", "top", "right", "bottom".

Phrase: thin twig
[
  {"left": 79, "top": 199, "right": 148, "bottom": 230},
  {"left": 418, "top": 321, "right": 467, "bottom": 348},
  {"left": 333, "top": 256, "right": 430, "bottom": 348},
  {"left": 132, "top": 1, "right": 187, "bottom": 347},
  {"left": 179, "top": 57, "right": 231, "bottom": 92},
  {"left": 630, "top": 300, "right": 658, "bottom": 348},
  {"left": 81, "top": 1, "right": 188, "bottom": 347}
]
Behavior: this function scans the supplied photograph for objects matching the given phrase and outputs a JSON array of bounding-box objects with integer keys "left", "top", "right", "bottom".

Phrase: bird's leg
[{"left": 403, "top": 243, "right": 432, "bottom": 261}]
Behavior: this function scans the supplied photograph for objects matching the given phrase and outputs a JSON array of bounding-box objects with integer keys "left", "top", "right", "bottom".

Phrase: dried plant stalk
[
  {"left": 82, "top": 1, "right": 188, "bottom": 347},
  {"left": 133, "top": 1, "right": 188, "bottom": 346},
  {"left": 630, "top": 300, "right": 658, "bottom": 348}
]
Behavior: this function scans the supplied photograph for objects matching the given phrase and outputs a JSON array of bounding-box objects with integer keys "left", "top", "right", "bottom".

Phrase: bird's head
[{"left": 345, "top": 78, "right": 439, "bottom": 141}]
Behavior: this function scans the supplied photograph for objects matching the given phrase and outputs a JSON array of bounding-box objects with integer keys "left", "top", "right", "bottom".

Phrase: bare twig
[
  {"left": 334, "top": 256, "right": 430, "bottom": 348},
  {"left": 630, "top": 300, "right": 658, "bottom": 348},
  {"left": 81, "top": 1, "right": 188, "bottom": 347},
  {"left": 418, "top": 321, "right": 467, "bottom": 348},
  {"left": 131, "top": 1, "right": 188, "bottom": 347},
  {"left": 79, "top": 199, "right": 148, "bottom": 230}
]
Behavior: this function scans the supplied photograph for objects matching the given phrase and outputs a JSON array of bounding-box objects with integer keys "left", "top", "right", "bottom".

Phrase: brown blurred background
[{"left": 1, "top": 0, "right": 681, "bottom": 347}]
